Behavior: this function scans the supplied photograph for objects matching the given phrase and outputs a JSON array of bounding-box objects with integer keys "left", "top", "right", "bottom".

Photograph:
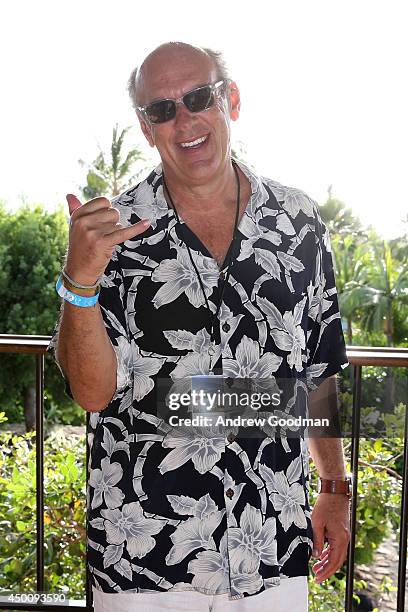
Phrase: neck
[{"left": 162, "top": 159, "right": 238, "bottom": 214}]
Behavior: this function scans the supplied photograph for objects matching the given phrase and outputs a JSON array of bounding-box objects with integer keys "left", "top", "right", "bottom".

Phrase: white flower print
[
  {"left": 259, "top": 457, "right": 307, "bottom": 532},
  {"left": 89, "top": 457, "right": 124, "bottom": 510},
  {"left": 101, "top": 502, "right": 166, "bottom": 558},
  {"left": 170, "top": 350, "right": 219, "bottom": 379},
  {"left": 151, "top": 245, "right": 219, "bottom": 309},
  {"left": 223, "top": 335, "right": 282, "bottom": 378},
  {"left": 229, "top": 503, "right": 277, "bottom": 575},
  {"left": 113, "top": 181, "right": 168, "bottom": 230},
  {"left": 187, "top": 533, "right": 230, "bottom": 592},
  {"left": 164, "top": 327, "right": 210, "bottom": 352},
  {"left": 230, "top": 570, "right": 264, "bottom": 596},
  {"left": 47, "top": 161, "right": 347, "bottom": 596},
  {"left": 264, "top": 179, "right": 316, "bottom": 219},
  {"left": 167, "top": 492, "right": 219, "bottom": 519},
  {"left": 237, "top": 214, "right": 282, "bottom": 263},
  {"left": 166, "top": 506, "right": 225, "bottom": 565},
  {"left": 158, "top": 426, "right": 226, "bottom": 475},
  {"left": 131, "top": 342, "right": 164, "bottom": 402},
  {"left": 257, "top": 296, "right": 307, "bottom": 371}
]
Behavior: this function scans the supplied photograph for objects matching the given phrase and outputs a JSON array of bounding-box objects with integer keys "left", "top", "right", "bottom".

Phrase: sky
[{"left": 1, "top": 0, "right": 407, "bottom": 238}]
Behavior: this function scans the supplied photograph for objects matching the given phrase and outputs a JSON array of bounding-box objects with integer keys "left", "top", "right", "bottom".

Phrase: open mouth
[{"left": 178, "top": 134, "right": 209, "bottom": 150}]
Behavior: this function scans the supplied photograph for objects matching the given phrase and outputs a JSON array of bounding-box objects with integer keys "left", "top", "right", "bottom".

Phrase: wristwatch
[{"left": 317, "top": 475, "right": 353, "bottom": 498}]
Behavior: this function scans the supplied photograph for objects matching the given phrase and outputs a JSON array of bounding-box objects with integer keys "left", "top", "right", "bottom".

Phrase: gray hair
[{"left": 127, "top": 45, "right": 231, "bottom": 112}]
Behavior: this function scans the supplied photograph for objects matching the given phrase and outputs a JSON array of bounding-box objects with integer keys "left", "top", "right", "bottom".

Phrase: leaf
[
  {"left": 277, "top": 251, "right": 305, "bottom": 272},
  {"left": 195, "top": 494, "right": 218, "bottom": 519},
  {"left": 163, "top": 330, "right": 194, "bottom": 350},
  {"left": 114, "top": 558, "right": 133, "bottom": 581},
  {"left": 257, "top": 296, "right": 284, "bottom": 329},
  {"left": 286, "top": 456, "right": 302, "bottom": 484},
  {"left": 103, "top": 543, "right": 124, "bottom": 568},
  {"left": 254, "top": 248, "right": 281, "bottom": 279},
  {"left": 16, "top": 520, "right": 26, "bottom": 532},
  {"left": 167, "top": 494, "right": 196, "bottom": 515}
]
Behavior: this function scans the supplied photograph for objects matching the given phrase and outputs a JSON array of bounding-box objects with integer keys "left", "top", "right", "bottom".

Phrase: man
[{"left": 49, "top": 42, "right": 351, "bottom": 611}]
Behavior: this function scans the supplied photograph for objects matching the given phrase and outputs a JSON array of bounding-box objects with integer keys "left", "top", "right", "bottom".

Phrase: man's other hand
[
  {"left": 311, "top": 493, "right": 351, "bottom": 583},
  {"left": 65, "top": 193, "right": 150, "bottom": 286}
]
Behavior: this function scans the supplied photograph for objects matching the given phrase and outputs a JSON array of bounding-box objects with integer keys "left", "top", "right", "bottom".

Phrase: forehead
[{"left": 138, "top": 48, "right": 217, "bottom": 104}]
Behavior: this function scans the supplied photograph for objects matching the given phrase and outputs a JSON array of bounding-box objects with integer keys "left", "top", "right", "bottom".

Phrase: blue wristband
[{"left": 56, "top": 275, "right": 100, "bottom": 308}]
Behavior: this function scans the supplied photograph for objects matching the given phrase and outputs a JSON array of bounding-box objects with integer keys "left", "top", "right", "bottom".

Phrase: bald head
[{"left": 127, "top": 42, "right": 230, "bottom": 110}]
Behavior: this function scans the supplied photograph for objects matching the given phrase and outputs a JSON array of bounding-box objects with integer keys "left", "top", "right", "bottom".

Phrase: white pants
[{"left": 92, "top": 576, "right": 308, "bottom": 611}]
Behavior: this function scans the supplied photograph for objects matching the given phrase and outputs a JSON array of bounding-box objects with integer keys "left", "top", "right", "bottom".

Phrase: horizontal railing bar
[
  {"left": 0, "top": 337, "right": 50, "bottom": 353},
  {"left": 349, "top": 345, "right": 408, "bottom": 353},
  {"left": 346, "top": 352, "right": 408, "bottom": 367},
  {"left": 1, "top": 335, "right": 408, "bottom": 367}
]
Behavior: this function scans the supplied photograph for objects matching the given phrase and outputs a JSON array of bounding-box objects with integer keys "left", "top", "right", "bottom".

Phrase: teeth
[{"left": 180, "top": 135, "right": 207, "bottom": 148}]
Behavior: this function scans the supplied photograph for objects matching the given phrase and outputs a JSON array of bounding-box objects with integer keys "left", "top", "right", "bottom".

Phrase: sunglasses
[{"left": 137, "top": 80, "right": 227, "bottom": 125}]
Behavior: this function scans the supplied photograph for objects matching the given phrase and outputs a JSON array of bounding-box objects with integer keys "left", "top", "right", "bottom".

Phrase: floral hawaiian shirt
[{"left": 48, "top": 160, "right": 348, "bottom": 600}]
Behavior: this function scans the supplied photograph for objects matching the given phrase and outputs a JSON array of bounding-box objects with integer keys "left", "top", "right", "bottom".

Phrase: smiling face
[{"left": 136, "top": 44, "right": 240, "bottom": 189}]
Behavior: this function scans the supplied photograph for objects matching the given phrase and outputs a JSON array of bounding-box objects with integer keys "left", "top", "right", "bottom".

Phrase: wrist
[
  {"left": 317, "top": 475, "right": 353, "bottom": 497},
  {"left": 64, "top": 265, "right": 101, "bottom": 287}
]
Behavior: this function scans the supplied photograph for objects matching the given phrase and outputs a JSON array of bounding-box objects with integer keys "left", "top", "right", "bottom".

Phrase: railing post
[
  {"left": 396, "top": 371, "right": 408, "bottom": 611},
  {"left": 345, "top": 364, "right": 362, "bottom": 611},
  {"left": 35, "top": 354, "right": 45, "bottom": 592}
]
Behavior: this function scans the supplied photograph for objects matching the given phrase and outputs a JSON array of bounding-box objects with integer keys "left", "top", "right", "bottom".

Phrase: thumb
[{"left": 66, "top": 193, "right": 82, "bottom": 216}]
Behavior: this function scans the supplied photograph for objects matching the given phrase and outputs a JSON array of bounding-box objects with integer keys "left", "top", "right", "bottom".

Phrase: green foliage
[
  {"left": 0, "top": 203, "right": 67, "bottom": 334},
  {"left": 319, "top": 187, "right": 363, "bottom": 236},
  {"left": 0, "top": 203, "right": 78, "bottom": 426},
  {"left": 329, "top": 214, "right": 408, "bottom": 347},
  {"left": 0, "top": 430, "right": 86, "bottom": 597},
  {"left": 0, "top": 422, "right": 403, "bottom": 606},
  {"left": 307, "top": 437, "right": 403, "bottom": 608},
  {"left": 79, "top": 123, "right": 146, "bottom": 199}
]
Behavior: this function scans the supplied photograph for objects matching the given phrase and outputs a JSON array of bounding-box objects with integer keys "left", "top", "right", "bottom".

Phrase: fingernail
[{"left": 141, "top": 219, "right": 151, "bottom": 227}]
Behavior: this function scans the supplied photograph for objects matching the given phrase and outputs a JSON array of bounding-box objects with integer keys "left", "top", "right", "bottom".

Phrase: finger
[
  {"left": 105, "top": 219, "right": 151, "bottom": 245},
  {"left": 312, "top": 546, "right": 331, "bottom": 571},
  {"left": 314, "top": 548, "right": 346, "bottom": 582},
  {"left": 66, "top": 193, "right": 82, "bottom": 216},
  {"left": 76, "top": 196, "right": 112, "bottom": 216},
  {"left": 83, "top": 207, "right": 120, "bottom": 226},
  {"left": 312, "top": 546, "right": 330, "bottom": 563}
]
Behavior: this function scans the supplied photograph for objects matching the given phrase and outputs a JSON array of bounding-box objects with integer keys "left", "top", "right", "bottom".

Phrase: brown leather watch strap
[{"left": 317, "top": 476, "right": 352, "bottom": 497}]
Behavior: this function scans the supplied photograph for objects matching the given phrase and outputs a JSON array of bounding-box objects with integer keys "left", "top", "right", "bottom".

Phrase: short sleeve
[
  {"left": 97, "top": 252, "right": 132, "bottom": 400},
  {"left": 305, "top": 212, "right": 349, "bottom": 388}
]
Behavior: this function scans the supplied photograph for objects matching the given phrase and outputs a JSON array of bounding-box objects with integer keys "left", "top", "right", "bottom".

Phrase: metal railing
[
  {"left": 0, "top": 336, "right": 407, "bottom": 611},
  {"left": 0, "top": 335, "right": 90, "bottom": 611}
]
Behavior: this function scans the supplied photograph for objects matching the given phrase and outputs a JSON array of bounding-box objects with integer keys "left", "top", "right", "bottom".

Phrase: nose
[{"left": 173, "top": 100, "right": 195, "bottom": 127}]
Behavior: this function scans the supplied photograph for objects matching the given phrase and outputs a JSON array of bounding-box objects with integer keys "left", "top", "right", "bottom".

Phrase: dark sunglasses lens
[
  {"left": 184, "top": 86, "right": 214, "bottom": 112},
  {"left": 146, "top": 100, "right": 176, "bottom": 124}
]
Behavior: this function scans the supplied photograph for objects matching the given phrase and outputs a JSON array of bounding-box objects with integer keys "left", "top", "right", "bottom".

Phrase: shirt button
[
  {"left": 225, "top": 488, "right": 234, "bottom": 499},
  {"left": 227, "top": 432, "right": 236, "bottom": 443},
  {"left": 219, "top": 271, "right": 225, "bottom": 281},
  {"left": 222, "top": 322, "right": 231, "bottom": 333}
]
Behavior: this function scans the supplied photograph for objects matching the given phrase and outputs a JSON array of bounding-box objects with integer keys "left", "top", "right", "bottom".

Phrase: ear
[
  {"left": 137, "top": 113, "right": 155, "bottom": 148},
  {"left": 228, "top": 81, "right": 241, "bottom": 121}
]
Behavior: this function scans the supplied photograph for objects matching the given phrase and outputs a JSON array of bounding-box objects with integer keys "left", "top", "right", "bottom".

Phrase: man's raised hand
[{"left": 65, "top": 194, "right": 150, "bottom": 286}]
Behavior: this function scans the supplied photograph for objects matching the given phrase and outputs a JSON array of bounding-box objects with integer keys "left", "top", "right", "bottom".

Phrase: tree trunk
[{"left": 24, "top": 383, "right": 36, "bottom": 432}]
